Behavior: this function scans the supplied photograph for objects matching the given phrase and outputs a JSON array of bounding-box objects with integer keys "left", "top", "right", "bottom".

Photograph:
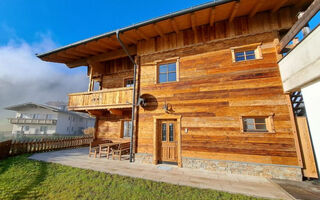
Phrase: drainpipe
[{"left": 116, "top": 30, "right": 137, "bottom": 163}]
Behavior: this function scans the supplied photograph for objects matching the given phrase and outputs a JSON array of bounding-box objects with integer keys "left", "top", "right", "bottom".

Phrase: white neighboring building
[{"left": 5, "top": 103, "right": 95, "bottom": 135}]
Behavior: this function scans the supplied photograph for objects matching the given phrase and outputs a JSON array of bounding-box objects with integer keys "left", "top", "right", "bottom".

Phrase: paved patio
[{"left": 29, "top": 147, "right": 294, "bottom": 200}]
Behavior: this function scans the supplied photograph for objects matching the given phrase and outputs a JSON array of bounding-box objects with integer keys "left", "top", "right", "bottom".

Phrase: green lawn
[{"left": 0, "top": 155, "right": 266, "bottom": 200}]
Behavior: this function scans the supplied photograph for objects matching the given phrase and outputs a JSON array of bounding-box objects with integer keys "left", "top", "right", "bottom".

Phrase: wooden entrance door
[{"left": 158, "top": 120, "right": 177, "bottom": 163}]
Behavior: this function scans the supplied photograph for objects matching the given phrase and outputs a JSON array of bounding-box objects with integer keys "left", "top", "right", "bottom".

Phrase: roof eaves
[{"left": 36, "top": 0, "right": 235, "bottom": 58}]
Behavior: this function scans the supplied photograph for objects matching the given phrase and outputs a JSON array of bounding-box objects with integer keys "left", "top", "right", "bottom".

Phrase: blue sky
[{"left": 0, "top": 0, "right": 212, "bottom": 47}]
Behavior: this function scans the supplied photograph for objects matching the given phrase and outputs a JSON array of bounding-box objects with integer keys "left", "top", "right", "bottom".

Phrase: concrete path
[
  {"left": 273, "top": 179, "right": 320, "bottom": 200},
  {"left": 29, "top": 148, "right": 294, "bottom": 200}
]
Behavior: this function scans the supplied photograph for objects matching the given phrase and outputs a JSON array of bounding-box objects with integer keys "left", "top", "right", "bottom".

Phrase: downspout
[{"left": 116, "top": 30, "right": 137, "bottom": 163}]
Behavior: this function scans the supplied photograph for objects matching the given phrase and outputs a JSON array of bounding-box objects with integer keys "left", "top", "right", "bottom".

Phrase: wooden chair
[
  {"left": 89, "top": 139, "right": 111, "bottom": 158},
  {"left": 112, "top": 142, "right": 130, "bottom": 160},
  {"left": 99, "top": 142, "right": 118, "bottom": 158}
]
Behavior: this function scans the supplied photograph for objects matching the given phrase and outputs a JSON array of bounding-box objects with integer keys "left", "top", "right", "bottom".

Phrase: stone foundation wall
[
  {"left": 182, "top": 157, "right": 302, "bottom": 181},
  {"left": 134, "top": 153, "right": 153, "bottom": 164},
  {"left": 134, "top": 154, "right": 302, "bottom": 181}
]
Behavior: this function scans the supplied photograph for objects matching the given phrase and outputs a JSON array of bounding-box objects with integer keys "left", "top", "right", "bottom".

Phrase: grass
[{"left": 0, "top": 155, "right": 266, "bottom": 200}]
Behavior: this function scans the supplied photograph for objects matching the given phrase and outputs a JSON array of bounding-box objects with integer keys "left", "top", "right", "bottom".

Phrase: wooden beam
[
  {"left": 170, "top": 18, "right": 180, "bottom": 34},
  {"left": 91, "top": 40, "right": 116, "bottom": 50},
  {"left": 75, "top": 46, "right": 100, "bottom": 54},
  {"left": 65, "top": 49, "right": 89, "bottom": 57},
  {"left": 48, "top": 54, "right": 72, "bottom": 63},
  {"left": 249, "top": 1, "right": 263, "bottom": 18},
  {"left": 229, "top": 1, "right": 240, "bottom": 22},
  {"left": 99, "top": 39, "right": 119, "bottom": 49},
  {"left": 88, "top": 65, "right": 93, "bottom": 92},
  {"left": 279, "top": 0, "right": 320, "bottom": 53},
  {"left": 57, "top": 52, "right": 79, "bottom": 60},
  {"left": 286, "top": 94, "right": 303, "bottom": 167},
  {"left": 73, "top": 48, "right": 95, "bottom": 56},
  {"left": 272, "top": 0, "right": 288, "bottom": 13},
  {"left": 85, "top": 43, "right": 108, "bottom": 53},
  {"left": 66, "top": 45, "right": 137, "bottom": 68},
  {"left": 135, "top": 28, "right": 149, "bottom": 40},
  {"left": 294, "top": 0, "right": 308, "bottom": 9},
  {"left": 153, "top": 23, "right": 165, "bottom": 37},
  {"left": 109, "top": 109, "right": 123, "bottom": 116},
  {"left": 191, "top": 13, "right": 198, "bottom": 43},
  {"left": 120, "top": 33, "right": 137, "bottom": 44},
  {"left": 209, "top": 7, "right": 216, "bottom": 26},
  {"left": 88, "top": 110, "right": 105, "bottom": 117}
]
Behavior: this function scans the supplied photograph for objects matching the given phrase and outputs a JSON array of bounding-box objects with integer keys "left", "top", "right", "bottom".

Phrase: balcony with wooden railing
[
  {"left": 68, "top": 87, "right": 133, "bottom": 111},
  {"left": 8, "top": 118, "right": 57, "bottom": 125}
]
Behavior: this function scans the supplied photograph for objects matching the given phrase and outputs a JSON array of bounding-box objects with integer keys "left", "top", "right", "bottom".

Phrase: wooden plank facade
[{"left": 37, "top": 0, "right": 315, "bottom": 180}]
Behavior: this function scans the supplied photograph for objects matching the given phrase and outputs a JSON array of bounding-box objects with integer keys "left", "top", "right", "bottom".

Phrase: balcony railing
[
  {"left": 8, "top": 118, "right": 57, "bottom": 125},
  {"left": 68, "top": 87, "right": 133, "bottom": 111}
]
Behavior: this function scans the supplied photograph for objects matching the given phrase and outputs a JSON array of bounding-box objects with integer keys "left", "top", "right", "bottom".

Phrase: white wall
[
  {"left": 55, "top": 112, "right": 95, "bottom": 135},
  {"left": 11, "top": 106, "right": 58, "bottom": 135},
  {"left": 278, "top": 25, "right": 320, "bottom": 92},
  {"left": 302, "top": 80, "right": 320, "bottom": 176}
]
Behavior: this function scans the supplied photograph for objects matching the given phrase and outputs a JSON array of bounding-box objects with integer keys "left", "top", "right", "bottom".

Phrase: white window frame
[{"left": 231, "top": 43, "right": 263, "bottom": 63}]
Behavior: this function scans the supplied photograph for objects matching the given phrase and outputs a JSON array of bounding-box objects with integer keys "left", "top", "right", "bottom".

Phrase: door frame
[{"left": 153, "top": 114, "right": 182, "bottom": 167}]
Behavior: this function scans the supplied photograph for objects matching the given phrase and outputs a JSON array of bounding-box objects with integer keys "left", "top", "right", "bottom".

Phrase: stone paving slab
[{"left": 29, "top": 147, "right": 294, "bottom": 200}]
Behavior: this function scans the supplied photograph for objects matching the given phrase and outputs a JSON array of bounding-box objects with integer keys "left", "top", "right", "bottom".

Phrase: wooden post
[
  {"left": 286, "top": 94, "right": 303, "bottom": 167},
  {"left": 88, "top": 65, "right": 93, "bottom": 92}
]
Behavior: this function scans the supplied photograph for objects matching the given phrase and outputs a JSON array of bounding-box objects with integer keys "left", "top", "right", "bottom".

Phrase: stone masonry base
[{"left": 135, "top": 153, "right": 302, "bottom": 181}]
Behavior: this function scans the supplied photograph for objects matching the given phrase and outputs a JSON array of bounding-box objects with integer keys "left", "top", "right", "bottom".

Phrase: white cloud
[{"left": 0, "top": 35, "right": 88, "bottom": 130}]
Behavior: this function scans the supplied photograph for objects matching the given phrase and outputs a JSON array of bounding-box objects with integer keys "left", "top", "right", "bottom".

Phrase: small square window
[
  {"left": 241, "top": 116, "right": 274, "bottom": 133},
  {"left": 231, "top": 44, "right": 262, "bottom": 63},
  {"left": 235, "top": 50, "right": 256, "bottom": 62},
  {"left": 158, "top": 63, "right": 177, "bottom": 83}
]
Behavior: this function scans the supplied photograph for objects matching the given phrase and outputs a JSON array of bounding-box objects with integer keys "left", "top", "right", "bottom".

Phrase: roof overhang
[{"left": 36, "top": 0, "right": 313, "bottom": 68}]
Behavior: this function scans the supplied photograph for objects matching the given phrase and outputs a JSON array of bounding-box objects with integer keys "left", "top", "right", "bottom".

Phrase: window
[
  {"left": 40, "top": 126, "right": 47, "bottom": 134},
  {"left": 231, "top": 43, "right": 262, "bottom": 62},
  {"left": 158, "top": 63, "right": 177, "bottom": 83},
  {"left": 161, "top": 123, "right": 166, "bottom": 141},
  {"left": 34, "top": 114, "right": 46, "bottom": 119},
  {"left": 46, "top": 114, "right": 56, "bottom": 120},
  {"left": 169, "top": 123, "right": 174, "bottom": 142},
  {"left": 235, "top": 50, "right": 256, "bottom": 62},
  {"left": 124, "top": 78, "right": 134, "bottom": 87},
  {"left": 122, "top": 120, "right": 132, "bottom": 138},
  {"left": 240, "top": 116, "right": 274, "bottom": 133},
  {"left": 24, "top": 126, "right": 29, "bottom": 131}
]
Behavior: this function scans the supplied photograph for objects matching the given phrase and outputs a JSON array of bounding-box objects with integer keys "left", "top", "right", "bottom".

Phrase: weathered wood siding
[
  {"left": 101, "top": 57, "right": 134, "bottom": 89},
  {"left": 96, "top": 110, "right": 131, "bottom": 139},
  {"left": 137, "top": 9, "right": 294, "bottom": 56},
  {"left": 137, "top": 29, "right": 299, "bottom": 166}
]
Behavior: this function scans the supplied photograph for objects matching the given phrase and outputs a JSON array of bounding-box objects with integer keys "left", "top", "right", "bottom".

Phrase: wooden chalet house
[{"left": 37, "top": 0, "right": 315, "bottom": 181}]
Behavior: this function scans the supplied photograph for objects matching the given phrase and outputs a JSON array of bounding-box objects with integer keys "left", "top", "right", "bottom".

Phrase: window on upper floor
[
  {"left": 158, "top": 63, "right": 177, "bottom": 83},
  {"left": 231, "top": 43, "right": 262, "bottom": 63},
  {"left": 124, "top": 78, "right": 134, "bottom": 87},
  {"left": 240, "top": 116, "right": 275, "bottom": 133},
  {"left": 234, "top": 50, "right": 256, "bottom": 61}
]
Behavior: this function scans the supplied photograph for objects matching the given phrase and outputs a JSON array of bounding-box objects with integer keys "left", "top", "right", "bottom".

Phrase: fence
[{"left": 0, "top": 135, "right": 93, "bottom": 160}]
